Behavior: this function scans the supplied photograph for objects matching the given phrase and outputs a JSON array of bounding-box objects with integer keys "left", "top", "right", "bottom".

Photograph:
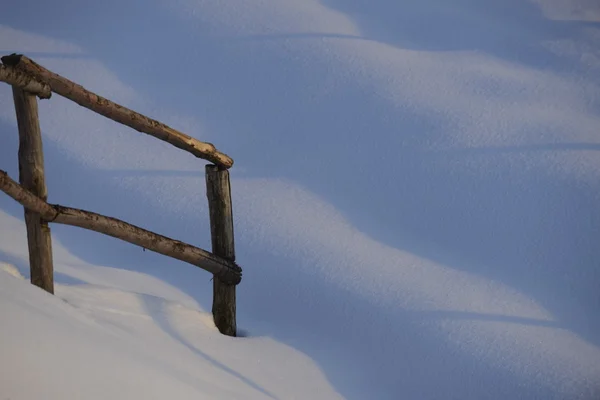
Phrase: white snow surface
[{"left": 1, "top": 0, "right": 600, "bottom": 399}]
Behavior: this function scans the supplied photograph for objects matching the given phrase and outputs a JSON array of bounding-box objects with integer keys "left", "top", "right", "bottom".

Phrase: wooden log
[
  {"left": 0, "top": 170, "right": 242, "bottom": 285},
  {"left": 0, "top": 65, "right": 52, "bottom": 99},
  {"left": 206, "top": 165, "right": 237, "bottom": 336},
  {"left": 13, "top": 87, "right": 54, "bottom": 294},
  {"left": 1, "top": 54, "right": 233, "bottom": 169}
]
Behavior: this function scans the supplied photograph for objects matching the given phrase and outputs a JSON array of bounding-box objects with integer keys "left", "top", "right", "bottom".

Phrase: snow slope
[
  {"left": 1, "top": 0, "right": 600, "bottom": 398},
  {"left": 0, "top": 264, "right": 341, "bottom": 399}
]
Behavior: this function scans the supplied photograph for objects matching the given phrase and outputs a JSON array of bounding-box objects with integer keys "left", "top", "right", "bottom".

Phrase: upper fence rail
[{"left": 0, "top": 54, "right": 234, "bottom": 168}]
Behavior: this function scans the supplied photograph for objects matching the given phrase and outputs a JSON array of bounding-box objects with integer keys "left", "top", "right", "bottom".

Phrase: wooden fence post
[
  {"left": 12, "top": 87, "right": 54, "bottom": 294},
  {"left": 205, "top": 164, "right": 236, "bottom": 336}
]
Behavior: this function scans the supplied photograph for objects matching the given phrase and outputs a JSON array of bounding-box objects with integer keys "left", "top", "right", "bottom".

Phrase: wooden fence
[{"left": 0, "top": 54, "right": 241, "bottom": 336}]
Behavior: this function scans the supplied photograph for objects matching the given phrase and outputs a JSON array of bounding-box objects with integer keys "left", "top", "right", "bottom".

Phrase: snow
[
  {"left": 0, "top": 267, "right": 341, "bottom": 399},
  {"left": 1, "top": 0, "right": 600, "bottom": 398}
]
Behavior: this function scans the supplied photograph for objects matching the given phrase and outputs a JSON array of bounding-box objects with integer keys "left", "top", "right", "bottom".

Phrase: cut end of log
[
  {"left": 214, "top": 262, "right": 243, "bottom": 285},
  {"left": 0, "top": 55, "right": 52, "bottom": 99},
  {"left": 206, "top": 149, "right": 234, "bottom": 169},
  {"left": 1, "top": 53, "right": 23, "bottom": 66}
]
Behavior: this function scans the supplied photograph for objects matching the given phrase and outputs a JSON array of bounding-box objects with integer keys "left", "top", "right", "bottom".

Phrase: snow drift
[{"left": 1, "top": 0, "right": 600, "bottom": 398}]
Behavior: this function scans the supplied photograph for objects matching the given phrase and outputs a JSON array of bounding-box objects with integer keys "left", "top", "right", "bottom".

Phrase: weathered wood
[
  {"left": 0, "top": 170, "right": 242, "bottom": 285},
  {"left": 206, "top": 165, "right": 237, "bottom": 336},
  {"left": 13, "top": 87, "right": 54, "bottom": 294},
  {"left": 1, "top": 54, "right": 233, "bottom": 169},
  {"left": 0, "top": 65, "right": 51, "bottom": 99}
]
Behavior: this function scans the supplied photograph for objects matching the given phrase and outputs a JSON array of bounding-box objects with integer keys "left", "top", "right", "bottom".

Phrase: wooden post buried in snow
[
  {"left": 206, "top": 165, "right": 237, "bottom": 336},
  {"left": 12, "top": 87, "right": 54, "bottom": 294}
]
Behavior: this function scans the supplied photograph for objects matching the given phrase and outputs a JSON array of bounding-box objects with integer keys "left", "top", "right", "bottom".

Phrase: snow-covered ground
[
  {"left": 0, "top": 262, "right": 341, "bottom": 399},
  {"left": 1, "top": 0, "right": 600, "bottom": 398}
]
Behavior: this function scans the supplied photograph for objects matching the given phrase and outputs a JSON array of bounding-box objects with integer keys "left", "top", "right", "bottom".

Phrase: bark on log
[
  {"left": 206, "top": 165, "right": 237, "bottom": 336},
  {"left": 0, "top": 170, "right": 242, "bottom": 285},
  {"left": 1, "top": 54, "right": 233, "bottom": 168},
  {"left": 13, "top": 87, "right": 54, "bottom": 294},
  {"left": 0, "top": 65, "right": 51, "bottom": 99}
]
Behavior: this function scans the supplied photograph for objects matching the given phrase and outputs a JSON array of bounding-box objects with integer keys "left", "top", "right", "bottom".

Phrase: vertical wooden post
[
  {"left": 12, "top": 87, "right": 54, "bottom": 294},
  {"left": 205, "top": 164, "right": 236, "bottom": 336}
]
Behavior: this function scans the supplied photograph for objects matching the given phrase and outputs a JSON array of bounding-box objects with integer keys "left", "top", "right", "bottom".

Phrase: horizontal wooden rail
[
  {"left": 0, "top": 170, "right": 242, "bottom": 284},
  {"left": 0, "top": 54, "right": 233, "bottom": 169},
  {"left": 0, "top": 64, "right": 51, "bottom": 99}
]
